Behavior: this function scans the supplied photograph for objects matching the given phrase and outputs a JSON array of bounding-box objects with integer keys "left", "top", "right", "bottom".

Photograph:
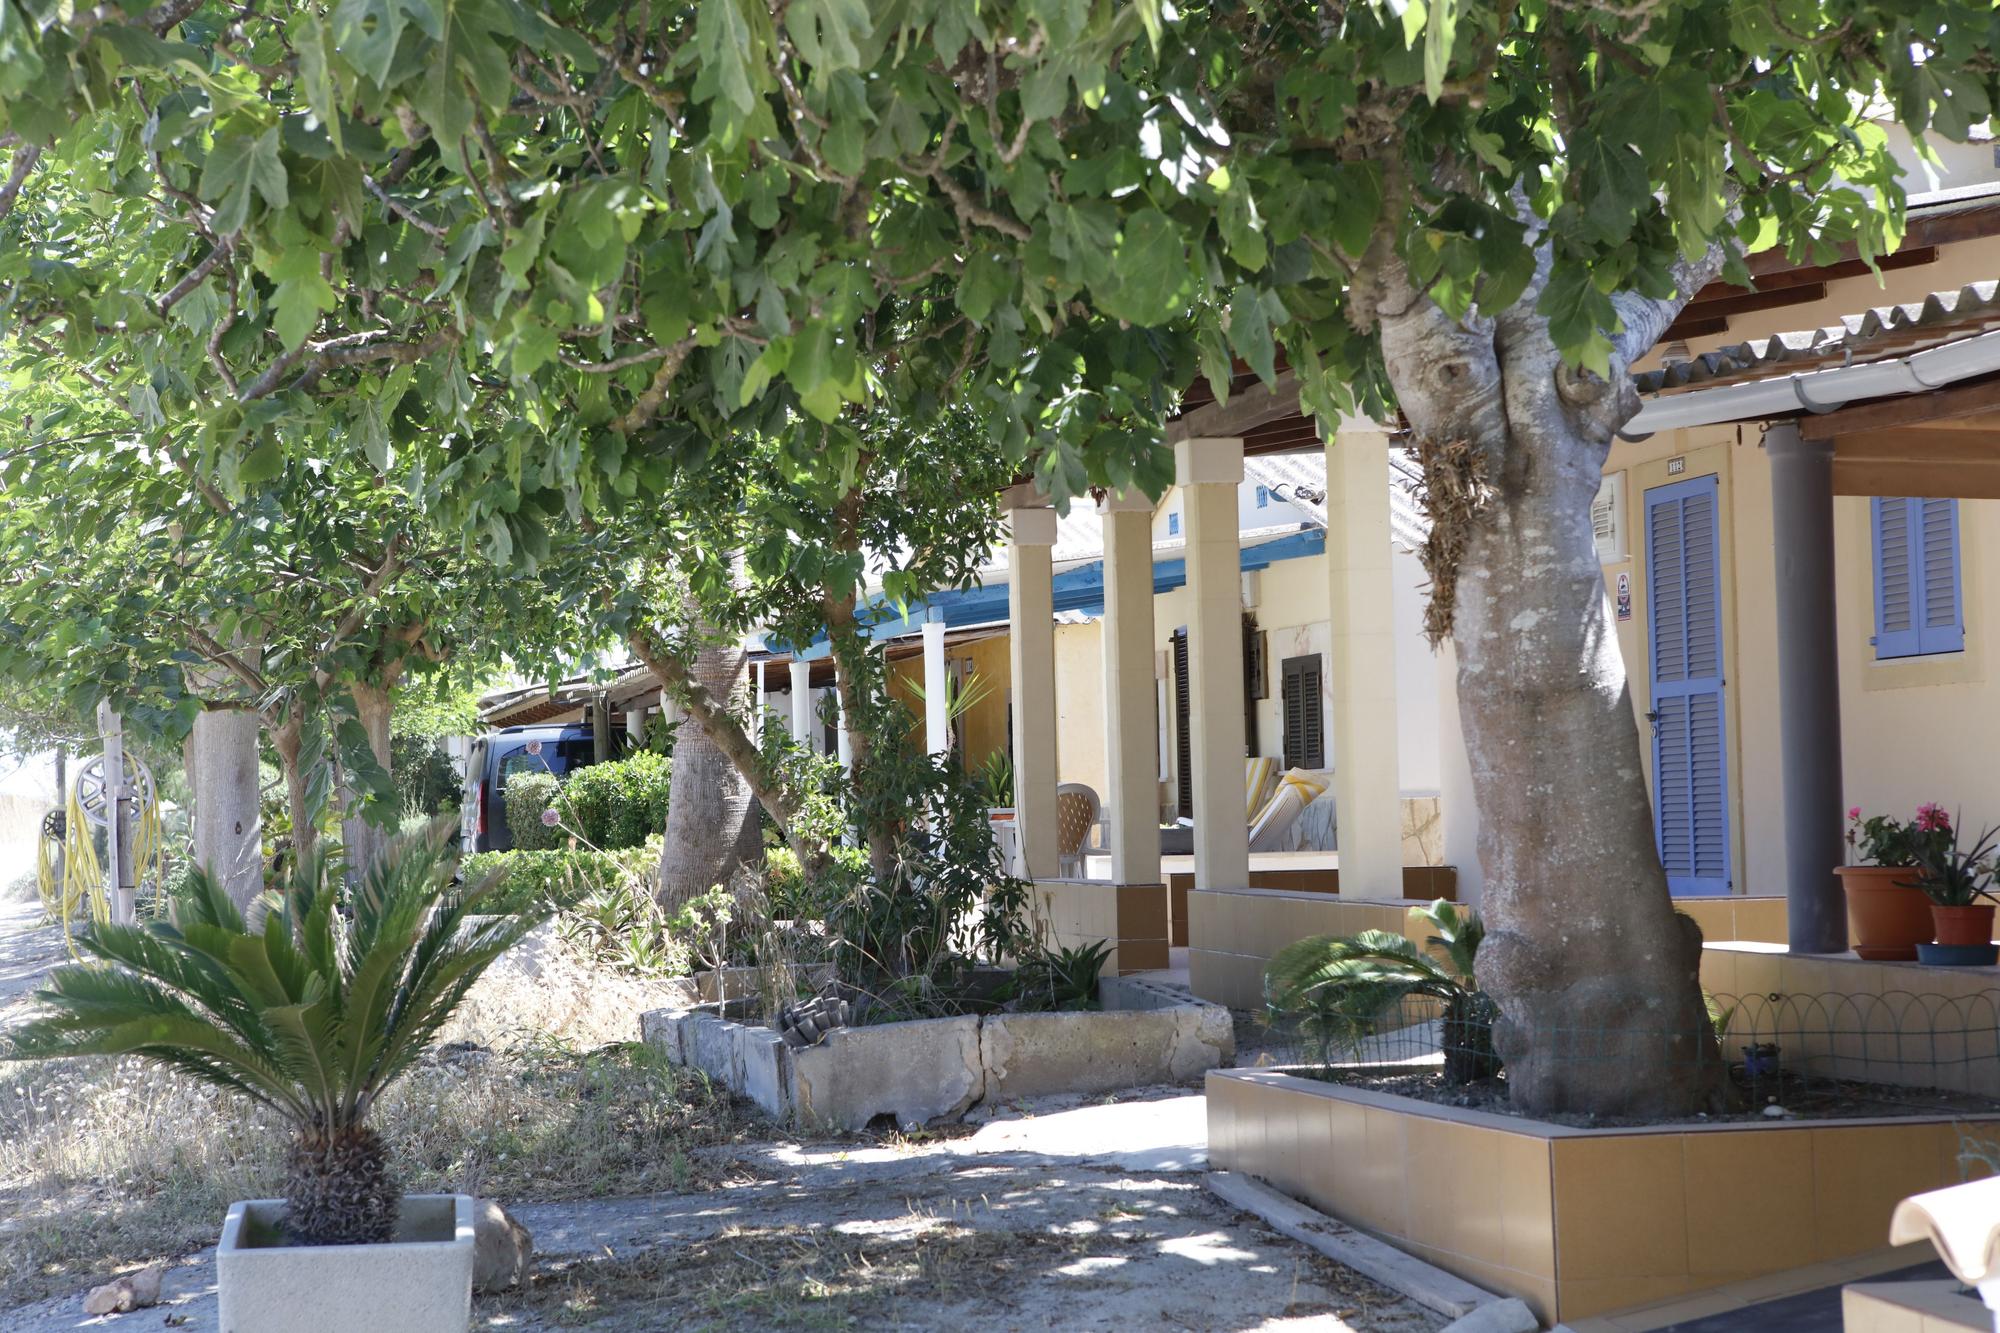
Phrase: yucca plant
[
  {"left": 2, "top": 821, "right": 544, "bottom": 1246},
  {"left": 1264, "top": 899, "right": 1500, "bottom": 1085}
]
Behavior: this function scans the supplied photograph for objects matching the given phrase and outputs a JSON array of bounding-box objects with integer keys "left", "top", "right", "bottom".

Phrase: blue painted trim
[
  {"left": 1645, "top": 474, "right": 1731, "bottom": 897},
  {"left": 1874, "top": 496, "right": 1965, "bottom": 660},
  {"left": 762, "top": 529, "right": 1328, "bottom": 654}
]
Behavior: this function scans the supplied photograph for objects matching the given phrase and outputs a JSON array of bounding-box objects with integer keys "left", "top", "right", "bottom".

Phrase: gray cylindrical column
[{"left": 1767, "top": 421, "right": 1847, "bottom": 953}]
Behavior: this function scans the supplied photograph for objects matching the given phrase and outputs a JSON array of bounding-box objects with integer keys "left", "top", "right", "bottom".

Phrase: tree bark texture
[
  {"left": 269, "top": 714, "right": 316, "bottom": 868},
  {"left": 822, "top": 587, "right": 895, "bottom": 880},
  {"left": 185, "top": 706, "right": 266, "bottom": 909},
  {"left": 338, "top": 680, "right": 396, "bottom": 879},
  {"left": 1376, "top": 239, "right": 1729, "bottom": 1117},
  {"left": 646, "top": 606, "right": 762, "bottom": 911}
]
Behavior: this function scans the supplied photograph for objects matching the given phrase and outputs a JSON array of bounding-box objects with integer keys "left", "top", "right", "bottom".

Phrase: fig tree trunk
[
  {"left": 338, "top": 680, "right": 396, "bottom": 880},
  {"left": 651, "top": 610, "right": 761, "bottom": 910},
  {"left": 185, "top": 705, "right": 265, "bottom": 910},
  {"left": 1373, "top": 241, "right": 1731, "bottom": 1118}
]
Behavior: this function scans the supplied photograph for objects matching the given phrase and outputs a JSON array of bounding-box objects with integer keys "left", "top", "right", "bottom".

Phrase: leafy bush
[
  {"left": 504, "top": 772, "right": 563, "bottom": 851},
  {"left": 1265, "top": 899, "right": 1500, "bottom": 1085},
  {"left": 560, "top": 752, "right": 671, "bottom": 849},
  {"left": 463, "top": 840, "right": 659, "bottom": 915},
  {"left": 1012, "top": 940, "right": 1114, "bottom": 1011},
  {"left": 763, "top": 845, "right": 816, "bottom": 919}
]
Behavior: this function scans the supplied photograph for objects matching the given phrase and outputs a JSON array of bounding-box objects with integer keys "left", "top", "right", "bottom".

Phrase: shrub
[
  {"left": 462, "top": 840, "right": 659, "bottom": 915},
  {"left": 764, "top": 845, "right": 810, "bottom": 919},
  {"left": 1265, "top": 899, "right": 1500, "bottom": 1085},
  {"left": 504, "top": 772, "right": 564, "bottom": 851},
  {"left": 560, "top": 752, "right": 671, "bottom": 849}
]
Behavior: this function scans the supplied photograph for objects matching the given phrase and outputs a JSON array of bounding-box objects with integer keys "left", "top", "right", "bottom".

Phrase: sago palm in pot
[{"left": 3, "top": 823, "right": 544, "bottom": 1245}]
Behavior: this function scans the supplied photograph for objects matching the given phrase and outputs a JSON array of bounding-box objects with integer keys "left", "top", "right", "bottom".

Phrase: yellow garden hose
[{"left": 52, "top": 768, "right": 166, "bottom": 954}]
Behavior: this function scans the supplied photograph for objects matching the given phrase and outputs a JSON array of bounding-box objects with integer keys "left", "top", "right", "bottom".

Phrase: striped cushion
[
  {"left": 1245, "top": 757, "right": 1279, "bottom": 823},
  {"left": 1279, "top": 768, "right": 1329, "bottom": 804}
]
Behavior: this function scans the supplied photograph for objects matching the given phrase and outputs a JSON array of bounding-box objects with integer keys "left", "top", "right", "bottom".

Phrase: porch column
[
  {"left": 1767, "top": 420, "right": 1848, "bottom": 953},
  {"left": 1326, "top": 423, "right": 1404, "bottom": 898},
  {"left": 836, "top": 685, "right": 853, "bottom": 773},
  {"left": 752, "top": 662, "right": 767, "bottom": 746},
  {"left": 1005, "top": 492, "right": 1060, "bottom": 879},
  {"left": 625, "top": 702, "right": 646, "bottom": 747},
  {"left": 922, "top": 615, "right": 950, "bottom": 757},
  {"left": 1178, "top": 437, "right": 1248, "bottom": 891},
  {"left": 789, "top": 659, "right": 812, "bottom": 746},
  {"left": 1100, "top": 489, "right": 1162, "bottom": 886}
]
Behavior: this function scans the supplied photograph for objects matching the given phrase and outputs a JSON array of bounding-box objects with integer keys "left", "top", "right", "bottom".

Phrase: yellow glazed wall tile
[
  {"left": 1497, "top": 1131, "right": 1556, "bottom": 1280},
  {"left": 1551, "top": 1134, "right": 1690, "bottom": 1280},
  {"left": 1405, "top": 1119, "right": 1503, "bottom": 1261},
  {"left": 1681, "top": 1129, "right": 1814, "bottom": 1277},
  {"left": 1556, "top": 1274, "right": 1704, "bottom": 1324},
  {"left": 1309, "top": 1098, "right": 1368, "bottom": 1220},
  {"left": 1350, "top": 1106, "right": 1411, "bottom": 1238},
  {"left": 1812, "top": 1124, "right": 1945, "bottom": 1261}
]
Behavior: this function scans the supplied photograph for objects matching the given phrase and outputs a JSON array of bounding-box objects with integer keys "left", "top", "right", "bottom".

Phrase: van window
[{"left": 496, "top": 736, "right": 598, "bottom": 785}]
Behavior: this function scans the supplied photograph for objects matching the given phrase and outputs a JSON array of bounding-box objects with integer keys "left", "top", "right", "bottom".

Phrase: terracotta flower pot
[
  {"left": 1931, "top": 903, "right": 1997, "bottom": 948},
  {"left": 1837, "top": 865, "right": 1932, "bottom": 960}
]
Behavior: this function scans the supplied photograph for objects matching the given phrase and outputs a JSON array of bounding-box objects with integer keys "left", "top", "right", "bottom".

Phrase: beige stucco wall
[{"left": 1601, "top": 421, "right": 2000, "bottom": 899}]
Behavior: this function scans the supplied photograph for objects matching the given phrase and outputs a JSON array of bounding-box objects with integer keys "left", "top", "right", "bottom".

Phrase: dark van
[{"left": 461, "top": 724, "right": 599, "bottom": 853}]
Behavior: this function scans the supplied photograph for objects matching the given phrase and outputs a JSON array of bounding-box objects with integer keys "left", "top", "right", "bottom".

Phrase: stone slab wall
[{"left": 642, "top": 993, "right": 1234, "bottom": 1131}]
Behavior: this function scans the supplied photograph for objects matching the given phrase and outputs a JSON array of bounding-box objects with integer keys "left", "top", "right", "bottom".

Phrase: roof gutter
[{"left": 1622, "top": 326, "right": 2000, "bottom": 438}]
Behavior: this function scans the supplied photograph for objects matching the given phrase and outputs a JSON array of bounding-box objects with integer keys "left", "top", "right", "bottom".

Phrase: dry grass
[{"left": 0, "top": 936, "right": 751, "bottom": 1308}]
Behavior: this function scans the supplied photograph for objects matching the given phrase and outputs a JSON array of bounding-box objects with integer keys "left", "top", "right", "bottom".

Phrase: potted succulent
[
  {"left": 1912, "top": 818, "right": 2000, "bottom": 964},
  {"left": 1840, "top": 806, "right": 1954, "bottom": 960},
  {"left": 3, "top": 823, "right": 543, "bottom": 1333}
]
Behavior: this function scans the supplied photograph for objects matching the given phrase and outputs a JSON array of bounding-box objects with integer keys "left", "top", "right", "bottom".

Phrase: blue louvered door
[{"left": 1645, "top": 475, "right": 1731, "bottom": 896}]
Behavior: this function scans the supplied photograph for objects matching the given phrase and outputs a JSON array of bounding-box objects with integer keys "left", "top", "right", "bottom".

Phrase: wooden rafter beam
[{"left": 1799, "top": 373, "right": 2000, "bottom": 440}]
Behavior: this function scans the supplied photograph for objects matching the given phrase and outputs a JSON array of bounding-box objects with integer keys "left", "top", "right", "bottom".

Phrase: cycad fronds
[{"left": 3, "top": 819, "right": 547, "bottom": 1244}]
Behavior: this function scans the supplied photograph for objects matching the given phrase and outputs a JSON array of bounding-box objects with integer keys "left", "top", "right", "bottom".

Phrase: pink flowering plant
[{"left": 1846, "top": 804, "right": 1956, "bottom": 869}]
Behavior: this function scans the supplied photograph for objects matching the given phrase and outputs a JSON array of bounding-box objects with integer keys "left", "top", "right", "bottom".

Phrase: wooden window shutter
[
  {"left": 1280, "top": 655, "right": 1324, "bottom": 771},
  {"left": 1172, "top": 628, "right": 1192, "bottom": 818}
]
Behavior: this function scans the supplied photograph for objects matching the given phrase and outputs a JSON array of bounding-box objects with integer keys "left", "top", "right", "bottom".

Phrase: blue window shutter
[
  {"left": 1646, "top": 476, "right": 1730, "bottom": 894},
  {"left": 1917, "top": 497, "right": 1964, "bottom": 654},
  {"left": 1874, "top": 496, "right": 1963, "bottom": 659},
  {"left": 1256, "top": 485, "right": 1269, "bottom": 508},
  {"left": 1873, "top": 497, "right": 1920, "bottom": 659},
  {"left": 1167, "top": 511, "right": 1180, "bottom": 535}
]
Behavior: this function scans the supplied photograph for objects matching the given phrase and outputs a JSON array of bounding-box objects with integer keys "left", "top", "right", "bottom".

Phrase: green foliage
[
  {"left": 1265, "top": 900, "right": 1499, "bottom": 1085},
  {"left": 1012, "top": 940, "right": 1114, "bottom": 1012},
  {"left": 461, "top": 840, "right": 660, "bottom": 916},
  {"left": 1913, "top": 822, "right": 2000, "bottom": 908},
  {"left": 559, "top": 751, "right": 672, "bottom": 850},
  {"left": 389, "top": 734, "right": 459, "bottom": 818},
  {"left": 503, "top": 773, "right": 564, "bottom": 852},
  {"left": 763, "top": 846, "right": 812, "bottom": 920},
  {"left": 1, "top": 825, "right": 545, "bottom": 1242},
  {"left": 1848, "top": 805, "right": 1958, "bottom": 869}
]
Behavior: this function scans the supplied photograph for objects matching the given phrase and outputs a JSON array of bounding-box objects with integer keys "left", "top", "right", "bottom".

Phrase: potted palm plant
[
  {"left": 3, "top": 823, "right": 544, "bottom": 1333},
  {"left": 1913, "top": 819, "right": 2000, "bottom": 964},
  {"left": 1840, "top": 806, "right": 1954, "bottom": 960}
]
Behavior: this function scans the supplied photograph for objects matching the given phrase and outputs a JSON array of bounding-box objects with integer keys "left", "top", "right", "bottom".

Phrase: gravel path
[{"left": 0, "top": 1094, "right": 1444, "bottom": 1333}]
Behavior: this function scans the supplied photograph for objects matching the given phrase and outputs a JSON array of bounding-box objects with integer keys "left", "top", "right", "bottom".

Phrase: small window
[
  {"left": 1280, "top": 655, "right": 1325, "bottom": 771},
  {"left": 1872, "top": 496, "right": 1964, "bottom": 660},
  {"left": 1255, "top": 485, "right": 1270, "bottom": 508},
  {"left": 1167, "top": 511, "right": 1181, "bottom": 536}
]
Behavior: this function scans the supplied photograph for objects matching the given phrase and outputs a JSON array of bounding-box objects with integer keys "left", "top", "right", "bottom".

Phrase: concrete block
[
  {"left": 790, "top": 1015, "right": 983, "bottom": 1130},
  {"left": 983, "top": 1009, "right": 1181, "bottom": 1101},
  {"left": 1207, "top": 1172, "right": 1493, "bottom": 1320},
  {"left": 734, "top": 1025, "right": 791, "bottom": 1120},
  {"left": 682, "top": 1014, "right": 744, "bottom": 1090},
  {"left": 1169, "top": 1002, "right": 1236, "bottom": 1078},
  {"left": 638, "top": 1008, "right": 687, "bottom": 1065},
  {"left": 218, "top": 1194, "right": 475, "bottom": 1333},
  {"left": 1439, "top": 1298, "right": 1540, "bottom": 1333}
]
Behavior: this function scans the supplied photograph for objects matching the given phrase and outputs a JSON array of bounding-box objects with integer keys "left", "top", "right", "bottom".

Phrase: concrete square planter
[{"left": 218, "top": 1193, "right": 476, "bottom": 1333}]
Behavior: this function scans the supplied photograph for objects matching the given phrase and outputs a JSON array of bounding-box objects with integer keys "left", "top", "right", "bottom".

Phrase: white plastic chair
[{"left": 1055, "top": 783, "right": 1108, "bottom": 878}]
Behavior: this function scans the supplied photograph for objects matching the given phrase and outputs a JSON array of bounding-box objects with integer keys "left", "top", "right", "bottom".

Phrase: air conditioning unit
[{"left": 1592, "top": 472, "right": 1627, "bottom": 563}]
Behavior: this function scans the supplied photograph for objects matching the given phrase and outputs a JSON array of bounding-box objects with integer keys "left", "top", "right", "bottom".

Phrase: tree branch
[{"left": 0, "top": 146, "right": 39, "bottom": 225}]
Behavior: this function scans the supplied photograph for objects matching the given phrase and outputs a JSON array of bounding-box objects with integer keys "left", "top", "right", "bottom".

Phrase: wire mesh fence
[{"left": 1256, "top": 988, "right": 2000, "bottom": 1118}]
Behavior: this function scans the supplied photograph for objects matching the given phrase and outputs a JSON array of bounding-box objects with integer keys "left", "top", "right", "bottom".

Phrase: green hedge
[
  {"left": 560, "top": 752, "right": 671, "bottom": 849},
  {"left": 463, "top": 841, "right": 658, "bottom": 914},
  {"left": 503, "top": 772, "right": 564, "bottom": 851}
]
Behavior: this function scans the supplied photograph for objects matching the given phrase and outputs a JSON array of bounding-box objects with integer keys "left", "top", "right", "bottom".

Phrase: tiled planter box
[
  {"left": 1206, "top": 1067, "right": 1998, "bottom": 1326},
  {"left": 644, "top": 990, "right": 1234, "bottom": 1131}
]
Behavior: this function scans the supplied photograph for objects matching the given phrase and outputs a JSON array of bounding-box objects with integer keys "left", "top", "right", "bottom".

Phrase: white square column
[
  {"left": 1100, "top": 489, "right": 1162, "bottom": 886},
  {"left": 922, "top": 616, "right": 951, "bottom": 757},
  {"left": 789, "top": 659, "right": 813, "bottom": 745},
  {"left": 1177, "top": 437, "right": 1249, "bottom": 892},
  {"left": 1006, "top": 497, "right": 1061, "bottom": 880},
  {"left": 752, "top": 663, "right": 766, "bottom": 745},
  {"left": 1326, "top": 424, "right": 1403, "bottom": 898}
]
